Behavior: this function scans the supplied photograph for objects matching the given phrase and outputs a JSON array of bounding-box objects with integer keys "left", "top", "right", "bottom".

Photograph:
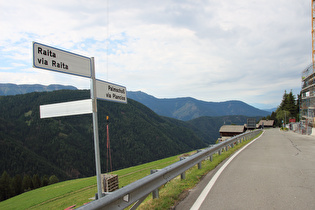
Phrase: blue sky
[{"left": 0, "top": 0, "right": 311, "bottom": 109}]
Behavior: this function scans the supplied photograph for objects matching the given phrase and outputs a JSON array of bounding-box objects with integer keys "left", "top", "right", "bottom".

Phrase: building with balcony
[{"left": 301, "top": 63, "right": 315, "bottom": 134}]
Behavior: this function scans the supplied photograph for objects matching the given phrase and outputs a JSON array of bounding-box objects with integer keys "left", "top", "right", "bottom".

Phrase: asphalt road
[{"left": 176, "top": 128, "right": 315, "bottom": 210}]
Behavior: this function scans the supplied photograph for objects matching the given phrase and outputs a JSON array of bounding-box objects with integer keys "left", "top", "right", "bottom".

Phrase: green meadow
[{"left": 0, "top": 131, "right": 262, "bottom": 209}]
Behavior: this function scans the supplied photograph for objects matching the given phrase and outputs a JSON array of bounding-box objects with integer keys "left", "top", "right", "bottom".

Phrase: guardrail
[{"left": 78, "top": 129, "right": 262, "bottom": 210}]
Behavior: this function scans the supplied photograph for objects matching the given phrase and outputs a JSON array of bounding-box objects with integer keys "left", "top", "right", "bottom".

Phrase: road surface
[{"left": 176, "top": 128, "right": 315, "bottom": 210}]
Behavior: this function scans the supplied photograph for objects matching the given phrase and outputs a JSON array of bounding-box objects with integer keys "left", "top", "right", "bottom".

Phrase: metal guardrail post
[
  {"left": 197, "top": 150, "right": 202, "bottom": 169},
  {"left": 179, "top": 157, "right": 186, "bottom": 180},
  {"left": 209, "top": 154, "right": 213, "bottom": 162},
  {"left": 150, "top": 169, "right": 159, "bottom": 199}
]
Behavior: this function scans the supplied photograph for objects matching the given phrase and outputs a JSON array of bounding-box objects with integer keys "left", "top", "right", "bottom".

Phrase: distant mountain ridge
[
  {"left": 0, "top": 84, "right": 270, "bottom": 120},
  {"left": 127, "top": 91, "right": 270, "bottom": 121},
  {"left": 0, "top": 83, "right": 77, "bottom": 96},
  {"left": 264, "top": 107, "right": 277, "bottom": 113}
]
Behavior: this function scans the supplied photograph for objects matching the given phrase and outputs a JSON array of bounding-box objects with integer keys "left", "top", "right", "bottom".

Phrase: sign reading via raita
[{"left": 33, "top": 42, "right": 91, "bottom": 78}]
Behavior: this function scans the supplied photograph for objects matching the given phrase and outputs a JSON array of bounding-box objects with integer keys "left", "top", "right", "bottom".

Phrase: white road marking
[{"left": 190, "top": 131, "right": 264, "bottom": 210}]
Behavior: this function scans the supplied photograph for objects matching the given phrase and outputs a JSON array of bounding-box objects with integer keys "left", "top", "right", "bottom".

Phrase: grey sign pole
[
  {"left": 33, "top": 42, "right": 127, "bottom": 200},
  {"left": 90, "top": 57, "right": 103, "bottom": 199}
]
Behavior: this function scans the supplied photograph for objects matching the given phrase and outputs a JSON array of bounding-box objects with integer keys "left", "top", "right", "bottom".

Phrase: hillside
[
  {"left": 186, "top": 115, "right": 262, "bottom": 144},
  {"left": 0, "top": 90, "right": 206, "bottom": 181},
  {"left": 128, "top": 91, "right": 270, "bottom": 121},
  {"left": 0, "top": 83, "right": 77, "bottom": 96}
]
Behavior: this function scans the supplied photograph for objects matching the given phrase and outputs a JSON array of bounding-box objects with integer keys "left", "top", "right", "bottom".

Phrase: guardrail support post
[
  {"left": 196, "top": 150, "right": 202, "bottom": 169},
  {"left": 218, "top": 149, "right": 221, "bottom": 155},
  {"left": 179, "top": 157, "right": 186, "bottom": 180},
  {"left": 150, "top": 169, "right": 159, "bottom": 199},
  {"left": 209, "top": 154, "right": 213, "bottom": 162}
]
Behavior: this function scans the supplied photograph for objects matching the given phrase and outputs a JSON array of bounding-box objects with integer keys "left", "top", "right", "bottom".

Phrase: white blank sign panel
[{"left": 40, "top": 99, "right": 93, "bottom": 118}]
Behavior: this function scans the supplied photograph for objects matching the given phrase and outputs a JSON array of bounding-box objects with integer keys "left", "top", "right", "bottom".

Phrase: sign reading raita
[{"left": 33, "top": 42, "right": 91, "bottom": 78}]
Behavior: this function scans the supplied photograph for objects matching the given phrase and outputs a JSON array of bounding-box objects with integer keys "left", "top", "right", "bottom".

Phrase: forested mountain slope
[{"left": 0, "top": 90, "right": 206, "bottom": 180}]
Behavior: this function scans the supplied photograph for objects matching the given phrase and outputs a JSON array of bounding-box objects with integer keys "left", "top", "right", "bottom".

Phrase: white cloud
[{"left": 0, "top": 0, "right": 311, "bottom": 109}]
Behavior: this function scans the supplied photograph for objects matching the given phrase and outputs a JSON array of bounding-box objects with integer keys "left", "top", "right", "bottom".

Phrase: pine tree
[
  {"left": 22, "top": 174, "right": 32, "bottom": 192},
  {"left": 32, "top": 174, "right": 41, "bottom": 189},
  {"left": 0, "top": 171, "right": 12, "bottom": 201},
  {"left": 11, "top": 174, "right": 23, "bottom": 196},
  {"left": 277, "top": 90, "right": 299, "bottom": 123},
  {"left": 41, "top": 175, "right": 49, "bottom": 187}
]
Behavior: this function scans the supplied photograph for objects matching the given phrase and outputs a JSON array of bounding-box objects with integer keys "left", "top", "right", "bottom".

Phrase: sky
[{"left": 0, "top": 0, "right": 311, "bottom": 109}]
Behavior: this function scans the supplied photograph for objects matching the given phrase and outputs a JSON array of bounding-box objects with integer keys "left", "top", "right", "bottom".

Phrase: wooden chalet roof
[
  {"left": 219, "top": 125, "right": 245, "bottom": 133},
  {"left": 258, "top": 120, "right": 274, "bottom": 127}
]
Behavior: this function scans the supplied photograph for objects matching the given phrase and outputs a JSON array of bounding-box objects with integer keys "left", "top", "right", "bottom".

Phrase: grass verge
[{"left": 136, "top": 131, "right": 263, "bottom": 209}]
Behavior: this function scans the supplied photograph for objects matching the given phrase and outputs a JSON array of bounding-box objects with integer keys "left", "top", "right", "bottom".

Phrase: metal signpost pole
[
  {"left": 33, "top": 42, "right": 127, "bottom": 199},
  {"left": 90, "top": 57, "right": 103, "bottom": 199}
]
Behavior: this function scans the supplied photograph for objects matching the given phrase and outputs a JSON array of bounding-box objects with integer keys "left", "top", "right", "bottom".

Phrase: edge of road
[{"left": 175, "top": 130, "right": 265, "bottom": 210}]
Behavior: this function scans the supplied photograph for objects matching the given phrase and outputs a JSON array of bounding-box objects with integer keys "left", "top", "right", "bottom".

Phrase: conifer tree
[
  {"left": 22, "top": 174, "right": 32, "bottom": 192},
  {"left": 276, "top": 90, "right": 299, "bottom": 125},
  {"left": 0, "top": 171, "right": 12, "bottom": 201},
  {"left": 11, "top": 174, "right": 23, "bottom": 196},
  {"left": 42, "top": 175, "right": 49, "bottom": 187},
  {"left": 32, "top": 174, "right": 41, "bottom": 189}
]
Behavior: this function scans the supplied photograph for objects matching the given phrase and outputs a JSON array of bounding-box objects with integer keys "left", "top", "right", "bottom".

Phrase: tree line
[
  {"left": 261, "top": 90, "right": 299, "bottom": 127},
  {"left": 0, "top": 171, "right": 59, "bottom": 201}
]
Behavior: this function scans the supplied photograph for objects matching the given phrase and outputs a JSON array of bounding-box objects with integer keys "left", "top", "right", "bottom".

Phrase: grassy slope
[
  {"left": 0, "top": 155, "right": 186, "bottom": 209},
  {"left": 0, "top": 131, "right": 262, "bottom": 209}
]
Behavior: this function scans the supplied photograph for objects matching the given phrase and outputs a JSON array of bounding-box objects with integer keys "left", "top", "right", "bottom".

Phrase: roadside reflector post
[{"left": 150, "top": 169, "right": 159, "bottom": 199}]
